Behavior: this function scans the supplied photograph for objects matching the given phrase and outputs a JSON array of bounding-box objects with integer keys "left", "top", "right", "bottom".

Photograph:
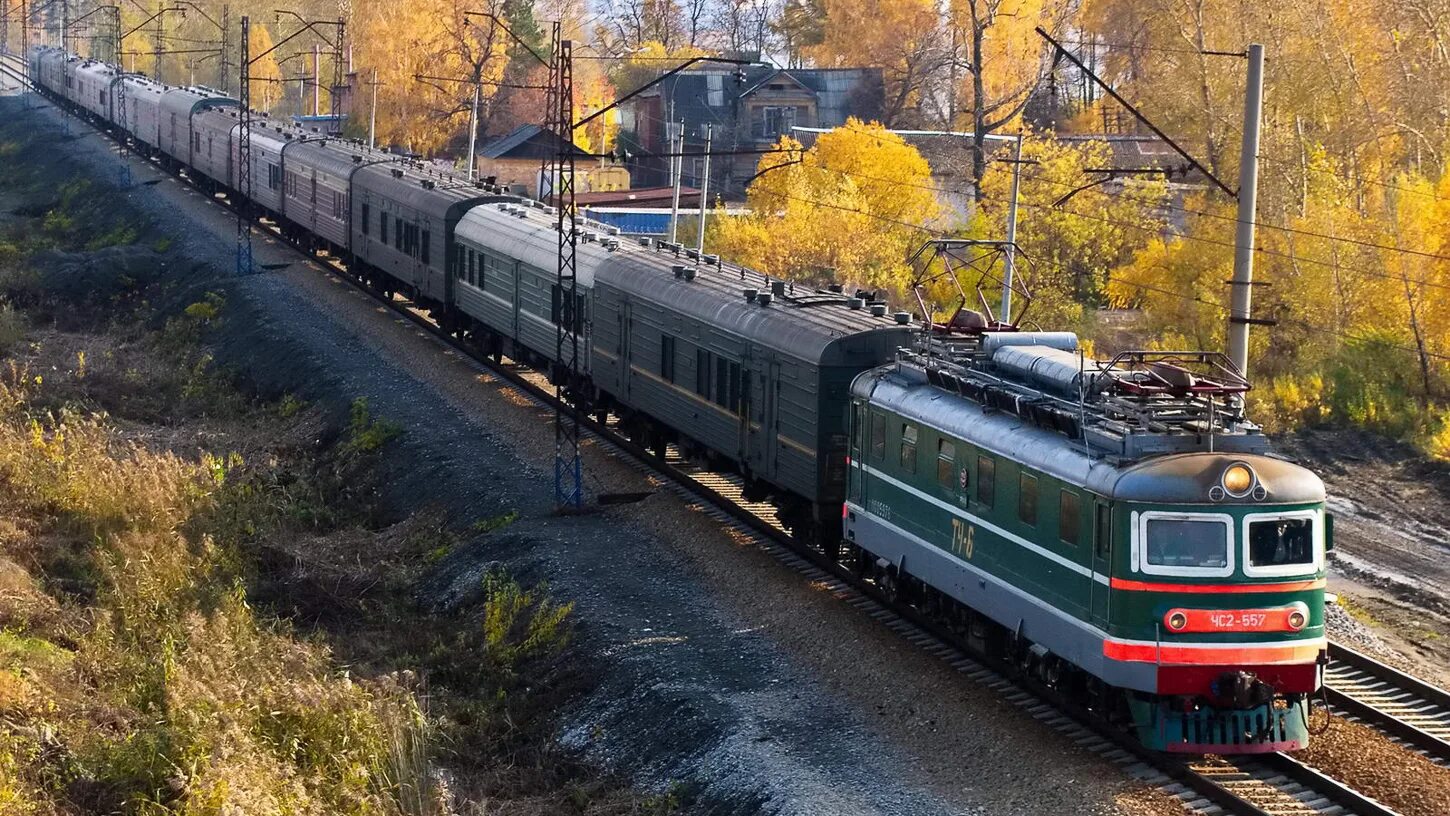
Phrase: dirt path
[{"left": 1280, "top": 429, "right": 1450, "bottom": 686}]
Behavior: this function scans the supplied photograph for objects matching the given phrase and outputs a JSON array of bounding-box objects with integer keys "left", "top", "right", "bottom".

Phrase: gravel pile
[
  {"left": 1299, "top": 717, "right": 1450, "bottom": 816},
  {"left": 2, "top": 96, "right": 1189, "bottom": 816},
  {"left": 1324, "top": 596, "right": 1394, "bottom": 657}
]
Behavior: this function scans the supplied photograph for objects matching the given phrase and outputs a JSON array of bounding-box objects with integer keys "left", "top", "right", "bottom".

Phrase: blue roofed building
[{"left": 616, "top": 65, "right": 885, "bottom": 199}]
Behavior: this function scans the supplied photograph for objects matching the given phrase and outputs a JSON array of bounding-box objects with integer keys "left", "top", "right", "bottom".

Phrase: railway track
[
  {"left": 2, "top": 63, "right": 1426, "bottom": 816},
  {"left": 0, "top": 52, "right": 28, "bottom": 87},
  {"left": 1325, "top": 643, "right": 1450, "bottom": 767}
]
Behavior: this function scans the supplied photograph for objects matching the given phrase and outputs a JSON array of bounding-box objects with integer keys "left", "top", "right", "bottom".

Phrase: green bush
[{"left": 344, "top": 397, "right": 402, "bottom": 455}]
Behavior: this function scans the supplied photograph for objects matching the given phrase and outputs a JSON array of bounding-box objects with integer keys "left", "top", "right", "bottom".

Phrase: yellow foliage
[
  {"left": 352, "top": 1, "right": 512, "bottom": 154},
  {"left": 807, "top": 0, "right": 940, "bottom": 122},
  {"left": 976, "top": 132, "right": 1170, "bottom": 327},
  {"left": 709, "top": 120, "right": 941, "bottom": 296}
]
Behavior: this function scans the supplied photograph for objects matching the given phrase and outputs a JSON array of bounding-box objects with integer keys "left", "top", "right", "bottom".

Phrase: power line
[
  {"left": 1013, "top": 168, "right": 1450, "bottom": 270},
  {"left": 1048, "top": 36, "right": 1246, "bottom": 58},
  {"left": 987, "top": 188, "right": 1450, "bottom": 296},
  {"left": 1256, "top": 153, "right": 1450, "bottom": 204}
]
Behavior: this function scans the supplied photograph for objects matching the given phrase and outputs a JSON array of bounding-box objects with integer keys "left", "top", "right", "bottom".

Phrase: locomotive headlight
[
  {"left": 1222, "top": 463, "right": 1255, "bottom": 497},
  {"left": 1287, "top": 609, "right": 1307, "bottom": 631},
  {"left": 1166, "top": 611, "right": 1188, "bottom": 631}
]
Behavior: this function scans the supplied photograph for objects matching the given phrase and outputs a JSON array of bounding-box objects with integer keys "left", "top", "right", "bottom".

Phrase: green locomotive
[{"left": 843, "top": 331, "right": 1328, "bottom": 753}]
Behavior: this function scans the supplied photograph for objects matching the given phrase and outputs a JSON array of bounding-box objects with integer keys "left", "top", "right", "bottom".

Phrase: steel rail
[{"left": 1325, "top": 642, "right": 1450, "bottom": 765}]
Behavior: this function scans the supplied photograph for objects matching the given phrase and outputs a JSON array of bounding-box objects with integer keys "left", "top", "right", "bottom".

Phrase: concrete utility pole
[
  {"left": 311, "top": 43, "right": 319, "bottom": 116},
  {"left": 367, "top": 67, "right": 378, "bottom": 148},
  {"left": 696, "top": 124, "right": 711, "bottom": 251},
  {"left": 465, "top": 81, "right": 479, "bottom": 180},
  {"left": 1227, "top": 43, "right": 1265, "bottom": 376},
  {"left": 667, "top": 118, "right": 683, "bottom": 244},
  {"left": 1000, "top": 132, "right": 1023, "bottom": 322}
]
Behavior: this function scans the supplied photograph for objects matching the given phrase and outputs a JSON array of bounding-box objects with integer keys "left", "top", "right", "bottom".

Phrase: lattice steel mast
[
  {"left": 235, "top": 14, "right": 251, "bottom": 275},
  {"left": 548, "top": 29, "right": 582, "bottom": 510}
]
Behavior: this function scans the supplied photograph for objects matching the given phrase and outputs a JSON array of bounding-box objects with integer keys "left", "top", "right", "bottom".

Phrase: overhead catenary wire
[
  {"left": 980, "top": 187, "right": 1450, "bottom": 296},
  {"left": 1010, "top": 168, "right": 1450, "bottom": 274}
]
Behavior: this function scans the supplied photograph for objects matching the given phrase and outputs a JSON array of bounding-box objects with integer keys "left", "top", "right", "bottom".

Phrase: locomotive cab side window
[
  {"left": 936, "top": 439, "right": 955, "bottom": 489},
  {"left": 1136, "top": 512, "right": 1234, "bottom": 577},
  {"left": 869, "top": 412, "right": 886, "bottom": 461},
  {"left": 1059, "top": 489, "right": 1081, "bottom": 546},
  {"left": 976, "top": 455, "right": 995, "bottom": 508},
  {"left": 1018, "top": 472, "right": 1037, "bottom": 526},
  {"left": 899, "top": 424, "right": 917, "bottom": 473},
  {"left": 1243, "top": 511, "right": 1319, "bottom": 576}
]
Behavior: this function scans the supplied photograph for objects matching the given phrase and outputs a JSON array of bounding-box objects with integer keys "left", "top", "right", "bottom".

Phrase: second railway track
[
  {"left": 1324, "top": 642, "right": 1450, "bottom": 767},
  {"left": 2, "top": 52, "right": 1440, "bottom": 815}
]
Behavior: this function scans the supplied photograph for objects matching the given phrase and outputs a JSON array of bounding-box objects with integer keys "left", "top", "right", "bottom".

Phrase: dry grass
[{"left": 0, "top": 366, "right": 450, "bottom": 815}]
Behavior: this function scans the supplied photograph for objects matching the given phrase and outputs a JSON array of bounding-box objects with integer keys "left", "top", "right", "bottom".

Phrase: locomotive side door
[
  {"left": 847, "top": 400, "right": 865, "bottom": 509},
  {"left": 1089, "top": 500, "right": 1112, "bottom": 627}
]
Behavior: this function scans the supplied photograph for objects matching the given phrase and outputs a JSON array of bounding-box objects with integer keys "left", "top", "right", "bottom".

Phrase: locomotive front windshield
[
  {"left": 1145, "top": 517, "right": 1229, "bottom": 569},
  {"left": 1248, "top": 517, "right": 1314, "bottom": 568}
]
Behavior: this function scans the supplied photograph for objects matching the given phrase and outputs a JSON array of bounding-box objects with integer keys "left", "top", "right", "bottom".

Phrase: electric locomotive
[{"left": 843, "top": 328, "right": 1328, "bottom": 753}]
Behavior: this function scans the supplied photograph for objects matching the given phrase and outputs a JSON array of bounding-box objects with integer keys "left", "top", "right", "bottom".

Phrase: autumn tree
[
  {"left": 352, "top": 0, "right": 514, "bottom": 154},
  {"left": 804, "top": 0, "right": 947, "bottom": 126},
  {"left": 709, "top": 119, "right": 941, "bottom": 295},
  {"left": 948, "top": 0, "right": 1072, "bottom": 198},
  {"left": 967, "top": 133, "right": 1169, "bottom": 327}
]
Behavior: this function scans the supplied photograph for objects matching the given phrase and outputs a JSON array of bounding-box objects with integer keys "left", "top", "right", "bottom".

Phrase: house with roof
[
  {"left": 615, "top": 66, "right": 885, "bottom": 198},
  {"left": 474, "top": 124, "right": 629, "bottom": 199}
]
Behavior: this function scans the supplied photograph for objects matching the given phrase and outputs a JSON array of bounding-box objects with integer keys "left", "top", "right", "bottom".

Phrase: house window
[
  {"left": 1018, "top": 472, "right": 1038, "bottom": 527},
  {"left": 661, "top": 335, "right": 676, "bottom": 382},
  {"left": 762, "top": 105, "right": 797, "bottom": 137},
  {"left": 1059, "top": 489, "right": 1081, "bottom": 546},
  {"left": 976, "top": 455, "right": 995, "bottom": 508},
  {"left": 899, "top": 424, "right": 917, "bottom": 473},
  {"left": 937, "top": 439, "right": 955, "bottom": 489}
]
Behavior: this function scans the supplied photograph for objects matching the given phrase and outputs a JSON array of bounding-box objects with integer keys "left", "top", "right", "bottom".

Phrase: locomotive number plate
[
  {"left": 1205, "top": 611, "right": 1269, "bottom": 630},
  {"left": 1168, "top": 607, "right": 1303, "bottom": 633}
]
